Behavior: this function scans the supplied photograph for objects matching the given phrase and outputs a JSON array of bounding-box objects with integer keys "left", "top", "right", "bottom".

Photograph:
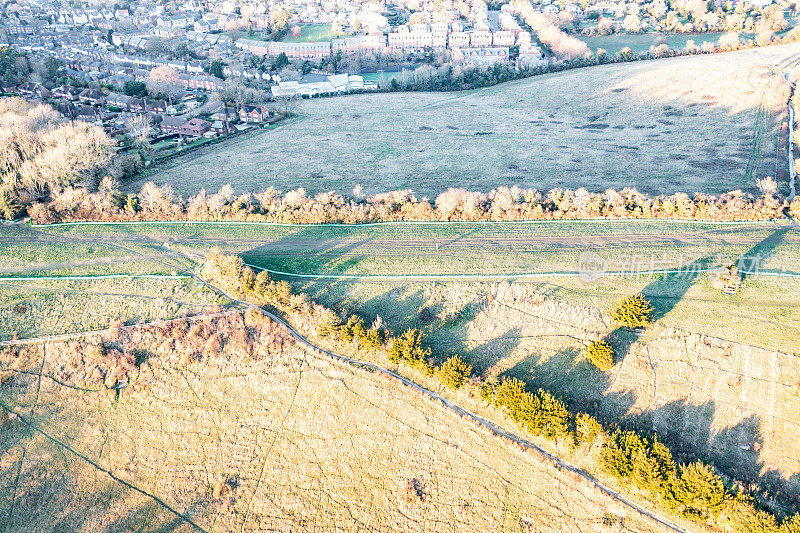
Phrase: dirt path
[{"left": 183, "top": 268, "right": 692, "bottom": 533}]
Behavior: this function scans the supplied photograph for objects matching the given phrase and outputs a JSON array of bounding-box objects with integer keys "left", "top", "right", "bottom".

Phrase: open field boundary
[
  {"left": 1, "top": 266, "right": 796, "bottom": 284},
  {"left": 244, "top": 263, "right": 800, "bottom": 280},
  {"left": 28, "top": 218, "right": 785, "bottom": 229}
]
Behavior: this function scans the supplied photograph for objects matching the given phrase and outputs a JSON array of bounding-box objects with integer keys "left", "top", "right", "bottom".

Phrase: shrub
[
  {"left": 491, "top": 378, "right": 572, "bottom": 439},
  {"left": 388, "top": 329, "right": 433, "bottom": 375},
  {"left": 361, "top": 327, "right": 386, "bottom": 349},
  {"left": 670, "top": 462, "right": 727, "bottom": 518},
  {"left": 527, "top": 389, "right": 571, "bottom": 439},
  {"left": 612, "top": 293, "right": 654, "bottom": 328},
  {"left": 0, "top": 188, "right": 21, "bottom": 220},
  {"left": 438, "top": 355, "right": 472, "bottom": 390},
  {"left": 574, "top": 412, "right": 603, "bottom": 445},
  {"left": 340, "top": 315, "right": 367, "bottom": 342},
  {"left": 586, "top": 340, "right": 615, "bottom": 371},
  {"left": 726, "top": 500, "right": 783, "bottom": 533}
]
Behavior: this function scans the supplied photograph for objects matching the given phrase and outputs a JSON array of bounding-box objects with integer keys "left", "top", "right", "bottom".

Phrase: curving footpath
[
  {"left": 0, "top": 261, "right": 692, "bottom": 532},
  {"left": 4, "top": 220, "right": 698, "bottom": 531}
]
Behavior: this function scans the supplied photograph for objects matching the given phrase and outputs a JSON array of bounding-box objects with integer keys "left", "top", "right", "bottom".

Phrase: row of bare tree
[
  {"left": 0, "top": 98, "right": 114, "bottom": 205},
  {"left": 31, "top": 179, "right": 794, "bottom": 224}
]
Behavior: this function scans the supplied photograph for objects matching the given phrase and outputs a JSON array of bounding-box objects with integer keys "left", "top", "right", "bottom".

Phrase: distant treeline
[{"left": 1, "top": 98, "right": 796, "bottom": 224}]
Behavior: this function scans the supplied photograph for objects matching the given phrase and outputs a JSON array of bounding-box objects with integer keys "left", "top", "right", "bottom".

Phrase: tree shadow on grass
[
  {"left": 627, "top": 399, "right": 800, "bottom": 513},
  {"left": 738, "top": 225, "right": 793, "bottom": 281},
  {"left": 459, "top": 327, "right": 524, "bottom": 377},
  {"left": 499, "top": 346, "right": 637, "bottom": 425},
  {"left": 240, "top": 224, "right": 375, "bottom": 278}
]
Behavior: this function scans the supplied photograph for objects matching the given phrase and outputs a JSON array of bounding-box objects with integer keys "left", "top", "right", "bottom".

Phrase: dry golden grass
[
  {"left": 0, "top": 313, "right": 666, "bottom": 532},
  {"left": 607, "top": 46, "right": 793, "bottom": 114}
]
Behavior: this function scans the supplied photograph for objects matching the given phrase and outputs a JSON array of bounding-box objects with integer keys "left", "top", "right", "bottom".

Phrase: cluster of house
[
  {"left": 1, "top": 78, "right": 273, "bottom": 142},
  {"left": 1, "top": 0, "right": 549, "bottom": 110},
  {"left": 233, "top": 18, "right": 542, "bottom": 63}
]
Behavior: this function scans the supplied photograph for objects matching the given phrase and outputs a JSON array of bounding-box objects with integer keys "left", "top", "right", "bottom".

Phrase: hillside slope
[{"left": 0, "top": 312, "right": 667, "bottom": 532}]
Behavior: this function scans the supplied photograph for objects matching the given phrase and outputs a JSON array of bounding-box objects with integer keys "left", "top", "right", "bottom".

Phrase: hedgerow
[{"left": 27, "top": 181, "right": 790, "bottom": 224}]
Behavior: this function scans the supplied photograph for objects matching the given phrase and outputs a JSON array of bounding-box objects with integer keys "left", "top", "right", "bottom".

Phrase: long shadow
[
  {"left": 737, "top": 225, "right": 793, "bottom": 280},
  {"left": 460, "top": 327, "right": 525, "bottom": 377},
  {"left": 607, "top": 254, "right": 718, "bottom": 358},
  {"left": 240, "top": 224, "right": 374, "bottom": 277},
  {"left": 500, "top": 346, "right": 637, "bottom": 425},
  {"left": 236, "top": 223, "right": 800, "bottom": 508},
  {"left": 627, "top": 400, "right": 799, "bottom": 513}
]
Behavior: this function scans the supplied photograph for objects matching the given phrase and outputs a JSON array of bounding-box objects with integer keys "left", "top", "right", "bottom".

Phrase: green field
[
  {"left": 580, "top": 32, "right": 726, "bottom": 55},
  {"left": 131, "top": 44, "right": 799, "bottom": 199},
  {"left": 6, "top": 220, "right": 798, "bottom": 352},
  {"left": 281, "top": 23, "right": 334, "bottom": 43}
]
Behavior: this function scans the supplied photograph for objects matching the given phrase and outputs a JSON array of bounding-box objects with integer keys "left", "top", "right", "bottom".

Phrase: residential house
[
  {"left": 149, "top": 99, "right": 168, "bottom": 113},
  {"left": 127, "top": 97, "right": 147, "bottom": 112},
  {"left": 238, "top": 105, "right": 269, "bottom": 123},
  {"left": 75, "top": 105, "right": 102, "bottom": 123},
  {"left": 106, "top": 93, "right": 133, "bottom": 108},
  {"left": 210, "top": 120, "right": 229, "bottom": 135},
  {"left": 461, "top": 47, "right": 510, "bottom": 67},
  {"left": 181, "top": 117, "right": 211, "bottom": 137},
  {"left": 78, "top": 88, "right": 105, "bottom": 105},
  {"left": 52, "top": 84, "right": 82, "bottom": 100},
  {"left": 160, "top": 115, "right": 186, "bottom": 134},
  {"left": 17, "top": 81, "right": 51, "bottom": 98}
]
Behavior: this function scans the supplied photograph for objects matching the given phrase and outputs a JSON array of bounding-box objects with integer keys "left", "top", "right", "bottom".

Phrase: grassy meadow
[
  {"left": 2, "top": 220, "right": 799, "bottom": 514},
  {"left": 5, "top": 220, "right": 798, "bottom": 352},
  {"left": 0, "top": 327, "right": 667, "bottom": 532},
  {"left": 579, "top": 32, "right": 727, "bottom": 55},
  {"left": 131, "top": 44, "right": 799, "bottom": 199}
]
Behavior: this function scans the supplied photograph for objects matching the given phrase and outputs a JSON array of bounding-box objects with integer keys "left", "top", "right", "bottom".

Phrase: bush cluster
[
  {"left": 318, "top": 309, "right": 472, "bottom": 388},
  {"left": 485, "top": 377, "right": 580, "bottom": 441},
  {"left": 585, "top": 340, "right": 615, "bottom": 371},
  {"left": 319, "top": 314, "right": 386, "bottom": 350},
  {"left": 601, "top": 429, "right": 732, "bottom": 519},
  {"left": 437, "top": 355, "right": 472, "bottom": 390},
  {"left": 388, "top": 328, "right": 433, "bottom": 376}
]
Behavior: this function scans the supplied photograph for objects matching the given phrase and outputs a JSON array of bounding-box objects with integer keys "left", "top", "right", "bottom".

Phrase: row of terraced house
[{"left": 236, "top": 27, "right": 534, "bottom": 60}]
